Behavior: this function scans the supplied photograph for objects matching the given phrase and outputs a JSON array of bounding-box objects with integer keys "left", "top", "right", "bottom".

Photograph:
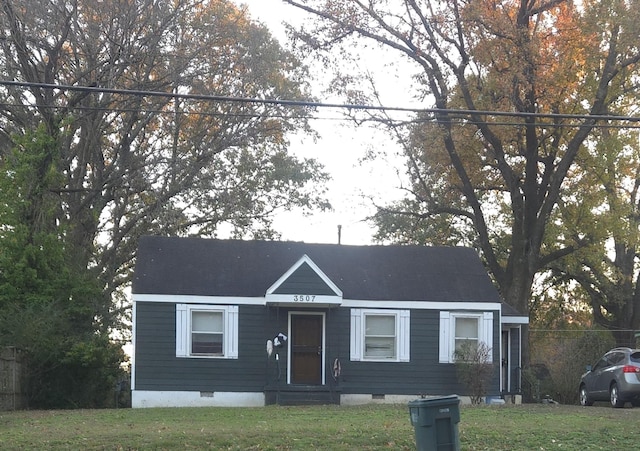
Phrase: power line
[
  {"left": 1, "top": 79, "right": 415, "bottom": 112},
  {"left": 3, "top": 80, "right": 640, "bottom": 126},
  {"left": 5, "top": 100, "right": 640, "bottom": 129}
]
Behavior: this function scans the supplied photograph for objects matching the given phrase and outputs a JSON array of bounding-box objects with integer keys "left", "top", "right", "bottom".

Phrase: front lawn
[{"left": 0, "top": 403, "right": 637, "bottom": 450}]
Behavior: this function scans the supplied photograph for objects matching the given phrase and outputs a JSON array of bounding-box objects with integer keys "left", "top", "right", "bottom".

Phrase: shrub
[
  {"left": 530, "top": 329, "right": 615, "bottom": 404},
  {"left": 454, "top": 341, "right": 494, "bottom": 405}
]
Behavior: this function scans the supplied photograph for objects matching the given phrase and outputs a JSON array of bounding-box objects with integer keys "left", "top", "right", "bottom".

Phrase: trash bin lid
[{"left": 408, "top": 394, "right": 459, "bottom": 407}]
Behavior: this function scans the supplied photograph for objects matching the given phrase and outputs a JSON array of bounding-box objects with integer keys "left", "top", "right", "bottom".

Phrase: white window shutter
[
  {"left": 439, "top": 311, "right": 451, "bottom": 363},
  {"left": 176, "top": 304, "right": 187, "bottom": 357},
  {"left": 226, "top": 305, "right": 239, "bottom": 358},
  {"left": 350, "top": 309, "right": 362, "bottom": 361},
  {"left": 399, "top": 310, "right": 411, "bottom": 362},
  {"left": 483, "top": 311, "right": 494, "bottom": 360}
]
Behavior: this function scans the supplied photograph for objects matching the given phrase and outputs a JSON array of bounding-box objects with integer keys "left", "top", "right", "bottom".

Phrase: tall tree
[
  {"left": 0, "top": 126, "right": 125, "bottom": 407},
  {"left": 282, "top": 0, "right": 640, "bottom": 329},
  {"left": 546, "top": 126, "right": 640, "bottom": 346},
  {"left": 0, "top": 0, "right": 329, "bottom": 405},
  {"left": 0, "top": 0, "right": 328, "bottom": 311}
]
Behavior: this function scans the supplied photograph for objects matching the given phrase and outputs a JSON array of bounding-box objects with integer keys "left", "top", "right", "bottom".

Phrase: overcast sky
[{"left": 234, "top": 0, "right": 414, "bottom": 246}]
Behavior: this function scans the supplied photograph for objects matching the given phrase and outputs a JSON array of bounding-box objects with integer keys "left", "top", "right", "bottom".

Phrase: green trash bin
[{"left": 408, "top": 395, "right": 461, "bottom": 451}]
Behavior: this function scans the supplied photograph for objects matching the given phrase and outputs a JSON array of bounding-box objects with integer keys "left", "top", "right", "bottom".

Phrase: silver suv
[{"left": 579, "top": 347, "right": 640, "bottom": 408}]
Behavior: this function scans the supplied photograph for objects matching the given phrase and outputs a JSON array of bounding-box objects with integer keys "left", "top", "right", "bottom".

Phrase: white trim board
[
  {"left": 266, "top": 254, "right": 343, "bottom": 297},
  {"left": 133, "top": 293, "right": 503, "bottom": 312},
  {"left": 133, "top": 294, "right": 265, "bottom": 305},
  {"left": 501, "top": 316, "right": 529, "bottom": 324}
]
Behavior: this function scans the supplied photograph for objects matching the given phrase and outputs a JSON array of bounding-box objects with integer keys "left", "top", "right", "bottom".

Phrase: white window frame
[
  {"left": 439, "top": 311, "right": 493, "bottom": 363},
  {"left": 350, "top": 308, "right": 410, "bottom": 362},
  {"left": 176, "top": 304, "right": 239, "bottom": 359}
]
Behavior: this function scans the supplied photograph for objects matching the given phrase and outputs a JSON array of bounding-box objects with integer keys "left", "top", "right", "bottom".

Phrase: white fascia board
[
  {"left": 133, "top": 294, "right": 506, "bottom": 312},
  {"left": 132, "top": 293, "right": 265, "bottom": 306},
  {"left": 341, "top": 299, "right": 502, "bottom": 311},
  {"left": 266, "top": 254, "right": 343, "bottom": 297},
  {"left": 501, "top": 316, "right": 529, "bottom": 324}
]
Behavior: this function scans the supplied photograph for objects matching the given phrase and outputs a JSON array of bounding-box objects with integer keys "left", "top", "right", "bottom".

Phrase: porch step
[{"left": 265, "top": 385, "right": 341, "bottom": 406}]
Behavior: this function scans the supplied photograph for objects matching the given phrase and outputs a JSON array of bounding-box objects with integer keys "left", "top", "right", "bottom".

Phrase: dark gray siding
[
  {"left": 135, "top": 302, "right": 501, "bottom": 397},
  {"left": 337, "top": 309, "right": 500, "bottom": 396},
  {"left": 135, "top": 302, "right": 269, "bottom": 391},
  {"left": 509, "top": 327, "right": 522, "bottom": 392},
  {"left": 263, "top": 307, "right": 501, "bottom": 397},
  {"left": 341, "top": 309, "right": 448, "bottom": 395}
]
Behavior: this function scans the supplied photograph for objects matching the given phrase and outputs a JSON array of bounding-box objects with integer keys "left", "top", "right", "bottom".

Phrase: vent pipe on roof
[{"left": 337, "top": 224, "right": 342, "bottom": 245}]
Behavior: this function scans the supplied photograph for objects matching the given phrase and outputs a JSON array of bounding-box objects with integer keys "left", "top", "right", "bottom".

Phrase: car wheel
[
  {"left": 610, "top": 382, "right": 625, "bottom": 408},
  {"left": 579, "top": 385, "right": 593, "bottom": 406}
]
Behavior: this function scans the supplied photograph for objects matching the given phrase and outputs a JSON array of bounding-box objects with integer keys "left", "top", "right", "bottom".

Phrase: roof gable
[{"left": 267, "top": 255, "right": 343, "bottom": 297}]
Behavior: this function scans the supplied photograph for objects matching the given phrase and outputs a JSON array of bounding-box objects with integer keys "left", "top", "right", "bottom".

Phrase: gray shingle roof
[{"left": 132, "top": 236, "right": 503, "bottom": 304}]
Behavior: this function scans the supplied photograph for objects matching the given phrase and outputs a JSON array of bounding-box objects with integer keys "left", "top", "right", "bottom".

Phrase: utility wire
[
  {"left": 5, "top": 100, "right": 640, "bottom": 129},
  {"left": 3, "top": 80, "right": 640, "bottom": 126}
]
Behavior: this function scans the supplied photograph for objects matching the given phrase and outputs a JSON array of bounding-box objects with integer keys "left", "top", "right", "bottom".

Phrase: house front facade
[{"left": 131, "top": 236, "right": 527, "bottom": 407}]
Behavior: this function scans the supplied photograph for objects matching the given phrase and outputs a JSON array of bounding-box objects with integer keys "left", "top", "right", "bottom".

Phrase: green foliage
[
  {"left": 0, "top": 300, "right": 126, "bottom": 408},
  {"left": 372, "top": 200, "right": 477, "bottom": 247},
  {"left": 528, "top": 272, "right": 594, "bottom": 331},
  {"left": 545, "top": 126, "right": 640, "bottom": 346},
  {"left": 0, "top": 127, "right": 125, "bottom": 408}
]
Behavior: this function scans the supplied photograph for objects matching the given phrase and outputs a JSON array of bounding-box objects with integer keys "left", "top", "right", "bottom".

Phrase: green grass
[{"left": 1, "top": 403, "right": 638, "bottom": 450}]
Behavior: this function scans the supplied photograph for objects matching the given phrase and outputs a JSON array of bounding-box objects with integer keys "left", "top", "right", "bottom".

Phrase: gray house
[{"left": 131, "top": 236, "right": 527, "bottom": 407}]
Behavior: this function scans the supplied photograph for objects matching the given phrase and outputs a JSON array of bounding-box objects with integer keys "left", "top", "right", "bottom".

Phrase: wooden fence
[{"left": 0, "top": 347, "right": 26, "bottom": 410}]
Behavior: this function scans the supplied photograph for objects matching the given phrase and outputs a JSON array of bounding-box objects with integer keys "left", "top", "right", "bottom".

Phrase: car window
[
  {"left": 609, "top": 352, "right": 625, "bottom": 365},
  {"left": 630, "top": 352, "right": 640, "bottom": 364},
  {"left": 592, "top": 356, "right": 609, "bottom": 371}
]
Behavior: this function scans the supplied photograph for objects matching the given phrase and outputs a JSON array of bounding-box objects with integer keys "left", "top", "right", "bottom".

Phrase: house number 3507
[{"left": 293, "top": 295, "right": 316, "bottom": 302}]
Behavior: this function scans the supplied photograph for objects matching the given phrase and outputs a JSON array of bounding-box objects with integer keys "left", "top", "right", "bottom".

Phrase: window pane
[
  {"left": 366, "top": 315, "right": 395, "bottom": 336},
  {"left": 610, "top": 352, "right": 625, "bottom": 365},
  {"left": 365, "top": 337, "right": 396, "bottom": 359},
  {"left": 593, "top": 357, "right": 608, "bottom": 371},
  {"left": 455, "top": 317, "right": 478, "bottom": 339},
  {"left": 193, "top": 311, "right": 223, "bottom": 332},
  {"left": 364, "top": 314, "right": 396, "bottom": 359},
  {"left": 192, "top": 333, "right": 223, "bottom": 355},
  {"left": 191, "top": 311, "right": 224, "bottom": 355}
]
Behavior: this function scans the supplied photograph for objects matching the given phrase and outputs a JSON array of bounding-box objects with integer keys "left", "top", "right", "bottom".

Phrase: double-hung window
[
  {"left": 191, "top": 310, "right": 224, "bottom": 355},
  {"left": 364, "top": 314, "right": 397, "bottom": 359},
  {"left": 454, "top": 316, "right": 479, "bottom": 355},
  {"left": 350, "top": 309, "right": 410, "bottom": 362},
  {"left": 176, "top": 304, "right": 239, "bottom": 359},
  {"left": 439, "top": 311, "right": 493, "bottom": 363}
]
